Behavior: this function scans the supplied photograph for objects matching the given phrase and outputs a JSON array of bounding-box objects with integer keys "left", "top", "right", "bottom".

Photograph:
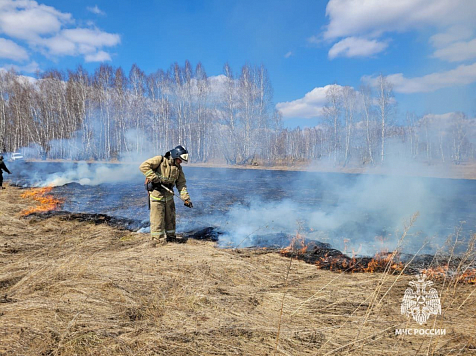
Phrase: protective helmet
[{"left": 170, "top": 145, "right": 189, "bottom": 162}]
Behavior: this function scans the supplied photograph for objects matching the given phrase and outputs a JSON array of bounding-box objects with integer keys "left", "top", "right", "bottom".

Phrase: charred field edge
[
  {"left": 14, "top": 182, "right": 476, "bottom": 281},
  {"left": 21, "top": 210, "right": 221, "bottom": 242},
  {"left": 20, "top": 209, "right": 475, "bottom": 278}
]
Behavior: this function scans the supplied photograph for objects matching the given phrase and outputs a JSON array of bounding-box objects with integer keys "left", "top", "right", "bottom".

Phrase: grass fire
[
  {"left": 1, "top": 183, "right": 476, "bottom": 355},
  {"left": 20, "top": 187, "right": 63, "bottom": 216},
  {"left": 1, "top": 2, "right": 476, "bottom": 352}
]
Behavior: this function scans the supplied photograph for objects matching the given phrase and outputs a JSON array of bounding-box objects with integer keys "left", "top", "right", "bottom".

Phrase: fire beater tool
[
  {"left": 159, "top": 184, "right": 193, "bottom": 208},
  {"left": 144, "top": 179, "right": 192, "bottom": 209}
]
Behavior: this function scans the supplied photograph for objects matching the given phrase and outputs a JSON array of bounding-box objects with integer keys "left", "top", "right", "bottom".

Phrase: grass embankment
[{"left": 0, "top": 185, "right": 475, "bottom": 355}]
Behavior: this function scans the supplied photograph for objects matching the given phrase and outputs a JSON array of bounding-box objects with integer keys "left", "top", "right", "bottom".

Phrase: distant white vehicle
[{"left": 9, "top": 152, "right": 24, "bottom": 161}]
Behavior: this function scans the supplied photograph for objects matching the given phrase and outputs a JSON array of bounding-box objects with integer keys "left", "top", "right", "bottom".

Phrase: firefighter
[
  {"left": 0, "top": 155, "right": 11, "bottom": 189},
  {"left": 139, "top": 145, "right": 193, "bottom": 244}
]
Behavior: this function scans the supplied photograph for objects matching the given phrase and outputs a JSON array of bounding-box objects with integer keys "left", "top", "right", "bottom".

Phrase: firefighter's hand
[
  {"left": 184, "top": 200, "right": 193, "bottom": 208},
  {"left": 150, "top": 175, "right": 162, "bottom": 184}
]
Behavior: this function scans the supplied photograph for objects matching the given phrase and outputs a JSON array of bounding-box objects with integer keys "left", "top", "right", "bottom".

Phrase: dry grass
[{"left": 0, "top": 185, "right": 475, "bottom": 355}]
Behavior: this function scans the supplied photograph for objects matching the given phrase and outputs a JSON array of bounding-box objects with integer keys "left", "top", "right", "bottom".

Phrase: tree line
[{"left": 0, "top": 63, "right": 474, "bottom": 165}]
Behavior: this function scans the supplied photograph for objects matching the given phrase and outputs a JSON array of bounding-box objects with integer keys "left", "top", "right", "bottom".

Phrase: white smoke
[
  {"left": 38, "top": 161, "right": 143, "bottom": 187},
  {"left": 215, "top": 143, "right": 465, "bottom": 255}
]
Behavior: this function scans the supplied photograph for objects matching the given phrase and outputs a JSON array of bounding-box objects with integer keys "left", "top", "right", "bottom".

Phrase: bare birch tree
[
  {"left": 323, "top": 84, "right": 342, "bottom": 164},
  {"left": 376, "top": 74, "right": 394, "bottom": 163}
]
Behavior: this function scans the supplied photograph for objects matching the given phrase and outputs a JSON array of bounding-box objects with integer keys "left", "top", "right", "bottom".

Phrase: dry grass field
[{"left": 1, "top": 185, "right": 475, "bottom": 355}]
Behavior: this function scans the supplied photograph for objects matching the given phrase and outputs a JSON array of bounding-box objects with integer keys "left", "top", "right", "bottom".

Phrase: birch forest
[{"left": 0, "top": 62, "right": 474, "bottom": 165}]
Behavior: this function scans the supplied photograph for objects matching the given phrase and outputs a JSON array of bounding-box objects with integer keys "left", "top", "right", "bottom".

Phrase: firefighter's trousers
[{"left": 150, "top": 196, "right": 176, "bottom": 240}]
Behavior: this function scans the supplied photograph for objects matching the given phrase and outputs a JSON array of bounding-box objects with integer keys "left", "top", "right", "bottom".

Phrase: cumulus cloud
[
  {"left": 87, "top": 5, "right": 105, "bottom": 15},
  {"left": 85, "top": 50, "right": 111, "bottom": 62},
  {"left": 0, "top": 38, "right": 29, "bottom": 61},
  {"left": 42, "top": 28, "right": 120, "bottom": 58},
  {"left": 430, "top": 26, "right": 473, "bottom": 48},
  {"left": 322, "top": 0, "right": 476, "bottom": 62},
  {"left": 276, "top": 85, "right": 343, "bottom": 119},
  {"left": 208, "top": 74, "right": 227, "bottom": 88},
  {"left": 0, "top": 0, "right": 71, "bottom": 41},
  {"left": 328, "top": 37, "right": 388, "bottom": 59},
  {"left": 0, "top": 0, "right": 119, "bottom": 63},
  {"left": 432, "top": 38, "right": 476, "bottom": 62},
  {"left": 362, "top": 62, "right": 476, "bottom": 93},
  {"left": 324, "top": 0, "right": 476, "bottom": 40}
]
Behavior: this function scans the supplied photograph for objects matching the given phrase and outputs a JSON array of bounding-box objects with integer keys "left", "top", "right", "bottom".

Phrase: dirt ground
[{"left": 1, "top": 185, "right": 475, "bottom": 356}]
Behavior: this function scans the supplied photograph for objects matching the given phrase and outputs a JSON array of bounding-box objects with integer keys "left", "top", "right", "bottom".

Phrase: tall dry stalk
[{"left": 273, "top": 226, "right": 305, "bottom": 356}]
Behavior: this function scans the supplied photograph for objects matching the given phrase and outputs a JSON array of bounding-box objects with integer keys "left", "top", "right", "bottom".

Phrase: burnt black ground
[{"left": 8, "top": 161, "right": 476, "bottom": 254}]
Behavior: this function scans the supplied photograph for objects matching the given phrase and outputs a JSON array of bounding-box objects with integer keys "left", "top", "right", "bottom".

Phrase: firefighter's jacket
[
  {"left": 0, "top": 159, "right": 11, "bottom": 176},
  {"left": 139, "top": 155, "right": 190, "bottom": 202}
]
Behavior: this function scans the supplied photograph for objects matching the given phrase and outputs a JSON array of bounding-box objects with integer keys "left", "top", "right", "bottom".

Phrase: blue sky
[{"left": 1, "top": 0, "right": 476, "bottom": 128}]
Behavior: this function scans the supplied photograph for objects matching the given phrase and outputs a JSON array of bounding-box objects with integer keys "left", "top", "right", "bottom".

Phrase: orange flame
[
  {"left": 421, "top": 265, "right": 476, "bottom": 284},
  {"left": 280, "top": 232, "right": 308, "bottom": 255},
  {"left": 21, "top": 187, "right": 63, "bottom": 216},
  {"left": 316, "top": 249, "right": 403, "bottom": 274},
  {"left": 363, "top": 251, "right": 404, "bottom": 273}
]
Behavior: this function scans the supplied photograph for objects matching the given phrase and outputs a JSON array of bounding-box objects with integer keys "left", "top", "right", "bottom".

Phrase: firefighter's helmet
[{"left": 170, "top": 145, "right": 189, "bottom": 162}]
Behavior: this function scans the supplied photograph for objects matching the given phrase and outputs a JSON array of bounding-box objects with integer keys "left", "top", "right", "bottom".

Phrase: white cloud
[
  {"left": 87, "top": 5, "right": 105, "bottom": 15},
  {"left": 0, "top": 0, "right": 119, "bottom": 63},
  {"left": 63, "top": 28, "right": 119, "bottom": 48},
  {"left": 0, "top": 66, "right": 37, "bottom": 83},
  {"left": 432, "top": 38, "right": 476, "bottom": 62},
  {"left": 276, "top": 85, "right": 343, "bottom": 119},
  {"left": 209, "top": 74, "right": 227, "bottom": 87},
  {"left": 328, "top": 37, "right": 388, "bottom": 59},
  {"left": 2, "top": 60, "right": 40, "bottom": 73},
  {"left": 322, "top": 0, "right": 476, "bottom": 62},
  {"left": 19, "top": 61, "right": 39, "bottom": 73},
  {"left": 42, "top": 28, "right": 120, "bottom": 57},
  {"left": 421, "top": 112, "right": 460, "bottom": 124},
  {"left": 307, "top": 35, "right": 321, "bottom": 45},
  {"left": 200, "top": 74, "right": 228, "bottom": 99},
  {"left": 324, "top": 0, "right": 476, "bottom": 40},
  {"left": 0, "top": 38, "right": 29, "bottom": 61},
  {"left": 430, "top": 26, "right": 473, "bottom": 48},
  {"left": 362, "top": 62, "right": 476, "bottom": 93},
  {"left": 85, "top": 51, "right": 111, "bottom": 62},
  {"left": 0, "top": 0, "right": 71, "bottom": 41},
  {"left": 284, "top": 51, "right": 293, "bottom": 58}
]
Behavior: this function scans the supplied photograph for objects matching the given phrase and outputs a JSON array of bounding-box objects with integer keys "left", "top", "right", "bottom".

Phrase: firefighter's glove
[
  {"left": 146, "top": 174, "right": 162, "bottom": 185},
  {"left": 145, "top": 181, "right": 154, "bottom": 192},
  {"left": 145, "top": 177, "right": 159, "bottom": 191},
  {"left": 184, "top": 200, "right": 193, "bottom": 208}
]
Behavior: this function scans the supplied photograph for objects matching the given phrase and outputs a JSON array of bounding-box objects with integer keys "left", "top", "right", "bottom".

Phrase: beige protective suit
[{"left": 139, "top": 155, "right": 190, "bottom": 241}]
